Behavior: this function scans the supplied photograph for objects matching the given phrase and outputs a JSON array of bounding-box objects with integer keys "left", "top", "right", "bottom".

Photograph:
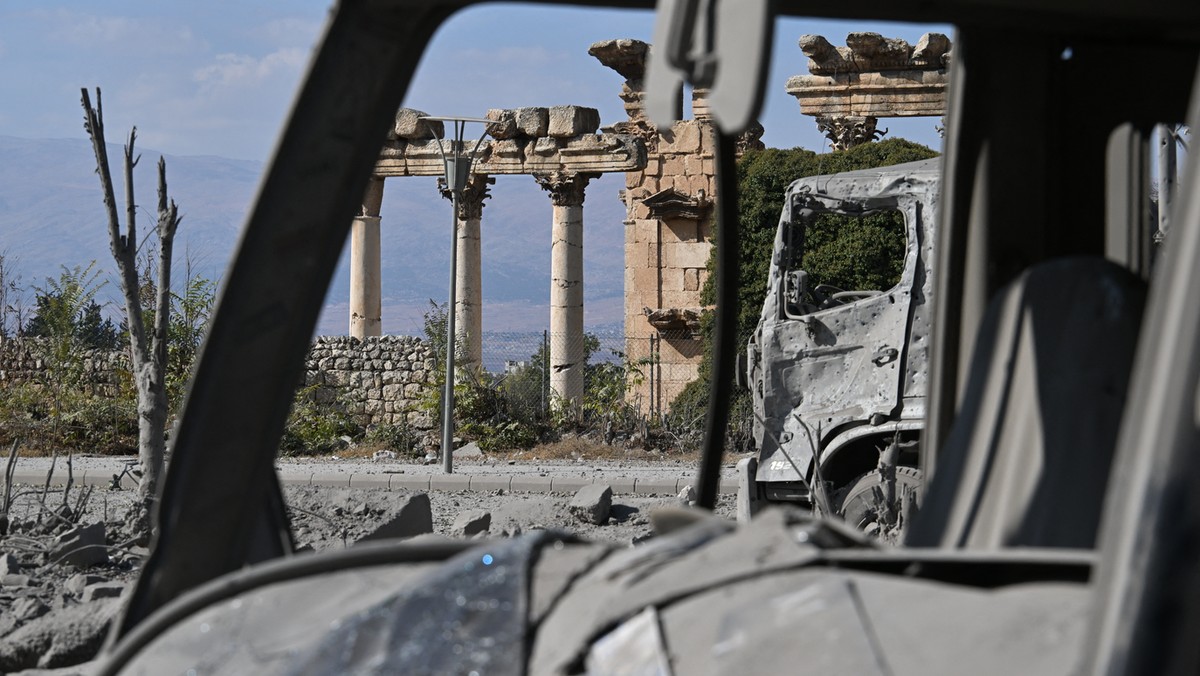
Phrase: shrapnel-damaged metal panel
[{"left": 751, "top": 159, "right": 940, "bottom": 485}]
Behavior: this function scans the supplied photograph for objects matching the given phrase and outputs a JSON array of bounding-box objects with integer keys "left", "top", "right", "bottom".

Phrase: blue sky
[{"left": 1, "top": 2, "right": 948, "bottom": 161}]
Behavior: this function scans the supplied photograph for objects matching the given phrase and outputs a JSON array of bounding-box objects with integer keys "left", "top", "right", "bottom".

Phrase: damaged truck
[{"left": 739, "top": 159, "right": 939, "bottom": 536}]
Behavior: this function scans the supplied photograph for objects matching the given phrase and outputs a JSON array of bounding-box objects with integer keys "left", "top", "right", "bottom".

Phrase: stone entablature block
[
  {"left": 375, "top": 107, "right": 646, "bottom": 178},
  {"left": 787, "top": 69, "right": 949, "bottom": 118}
]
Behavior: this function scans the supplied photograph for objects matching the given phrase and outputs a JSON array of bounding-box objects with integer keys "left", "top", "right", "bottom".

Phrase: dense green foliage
[
  {"left": 707, "top": 137, "right": 939, "bottom": 345},
  {"left": 1, "top": 262, "right": 217, "bottom": 455},
  {"left": 24, "top": 263, "right": 119, "bottom": 352},
  {"left": 675, "top": 138, "right": 939, "bottom": 427}
]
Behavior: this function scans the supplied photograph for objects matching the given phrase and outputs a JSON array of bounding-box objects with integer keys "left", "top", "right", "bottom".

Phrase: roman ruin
[
  {"left": 787, "top": 32, "right": 951, "bottom": 150},
  {"left": 346, "top": 32, "right": 947, "bottom": 415},
  {"left": 590, "top": 38, "right": 764, "bottom": 413},
  {"left": 354, "top": 107, "right": 646, "bottom": 405}
]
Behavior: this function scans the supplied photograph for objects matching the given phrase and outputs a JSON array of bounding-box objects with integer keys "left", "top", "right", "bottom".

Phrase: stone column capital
[
  {"left": 815, "top": 115, "right": 887, "bottom": 151},
  {"left": 438, "top": 174, "right": 494, "bottom": 220},
  {"left": 535, "top": 171, "right": 597, "bottom": 207}
]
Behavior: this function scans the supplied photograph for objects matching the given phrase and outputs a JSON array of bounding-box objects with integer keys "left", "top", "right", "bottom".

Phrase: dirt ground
[{"left": 0, "top": 466, "right": 736, "bottom": 674}]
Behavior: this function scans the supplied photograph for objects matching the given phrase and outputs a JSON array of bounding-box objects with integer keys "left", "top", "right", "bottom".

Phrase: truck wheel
[{"left": 834, "top": 466, "right": 922, "bottom": 544}]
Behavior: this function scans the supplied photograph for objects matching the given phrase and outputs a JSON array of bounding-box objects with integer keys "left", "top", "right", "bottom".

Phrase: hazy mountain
[{"left": 0, "top": 136, "right": 627, "bottom": 336}]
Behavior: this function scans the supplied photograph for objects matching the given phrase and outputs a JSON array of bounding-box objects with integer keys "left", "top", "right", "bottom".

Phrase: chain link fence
[{"left": 475, "top": 328, "right": 703, "bottom": 418}]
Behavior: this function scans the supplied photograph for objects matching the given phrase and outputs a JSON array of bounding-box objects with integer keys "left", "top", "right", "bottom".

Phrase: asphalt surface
[{"left": 9, "top": 454, "right": 741, "bottom": 495}]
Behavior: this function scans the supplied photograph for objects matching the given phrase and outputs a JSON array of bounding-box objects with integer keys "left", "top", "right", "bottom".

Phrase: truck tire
[{"left": 834, "top": 466, "right": 922, "bottom": 544}]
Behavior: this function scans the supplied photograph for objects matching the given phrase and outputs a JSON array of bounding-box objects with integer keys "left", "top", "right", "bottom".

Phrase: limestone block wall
[
  {"left": 303, "top": 335, "right": 437, "bottom": 430},
  {"left": 0, "top": 338, "right": 130, "bottom": 396},
  {"left": 591, "top": 39, "right": 750, "bottom": 413},
  {"left": 1, "top": 335, "right": 438, "bottom": 432},
  {"left": 621, "top": 119, "right": 716, "bottom": 413}
]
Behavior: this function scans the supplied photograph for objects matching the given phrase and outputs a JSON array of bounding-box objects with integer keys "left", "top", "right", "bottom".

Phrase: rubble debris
[
  {"left": 81, "top": 582, "right": 126, "bottom": 603},
  {"left": 454, "top": 442, "right": 484, "bottom": 459},
  {"left": 357, "top": 493, "right": 433, "bottom": 543},
  {"left": 64, "top": 574, "right": 105, "bottom": 597},
  {"left": 569, "top": 484, "right": 613, "bottom": 525},
  {"left": 372, "top": 450, "right": 397, "bottom": 461},
  {"left": 0, "top": 552, "right": 20, "bottom": 576},
  {"left": 0, "top": 598, "right": 120, "bottom": 672},
  {"left": 452, "top": 510, "right": 492, "bottom": 537},
  {"left": 49, "top": 523, "right": 107, "bottom": 569},
  {"left": 678, "top": 485, "right": 697, "bottom": 506}
]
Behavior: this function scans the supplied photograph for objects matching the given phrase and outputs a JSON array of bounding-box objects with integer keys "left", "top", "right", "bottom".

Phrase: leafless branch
[
  {"left": 1, "top": 438, "right": 19, "bottom": 535},
  {"left": 39, "top": 449, "right": 57, "bottom": 520}
]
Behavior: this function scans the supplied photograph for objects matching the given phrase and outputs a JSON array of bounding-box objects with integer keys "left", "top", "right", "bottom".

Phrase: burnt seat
[{"left": 906, "top": 257, "right": 1147, "bottom": 549}]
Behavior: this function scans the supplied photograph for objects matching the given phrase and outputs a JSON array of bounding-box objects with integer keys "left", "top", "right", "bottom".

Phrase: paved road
[{"left": 8, "top": 454, "right": 742, "bottom": 495}]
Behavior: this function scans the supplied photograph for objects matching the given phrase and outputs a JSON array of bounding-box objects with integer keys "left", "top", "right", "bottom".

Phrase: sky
[
  {"left": 0, "top": 2, "right": 950, "bottom": 336},
  {"left": 0, "top": 2, "right": 949, "bottom": 162}
]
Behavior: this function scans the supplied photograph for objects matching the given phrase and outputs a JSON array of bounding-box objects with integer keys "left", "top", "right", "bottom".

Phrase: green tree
[
  {"left": 24, "top": 262, "right": 111, "bottom": 366},
  {"left": 708, "top": 137, "right": 939, "bottom": 347}
]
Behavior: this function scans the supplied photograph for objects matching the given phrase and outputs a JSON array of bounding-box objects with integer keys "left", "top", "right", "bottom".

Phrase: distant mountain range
[{"left": 0, "top": 136, "right": 627, "bottom": 336}]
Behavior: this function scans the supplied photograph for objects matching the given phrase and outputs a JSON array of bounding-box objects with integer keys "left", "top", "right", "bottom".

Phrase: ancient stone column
[
  {"left": 536, "top": 171, "right": 595, "bottom": 406},
  {"left": 349, "top": 177, "right": 385, "bottom": 339},
  {"left": 439, "top": 174, "right": 493, "bottom": 377}
]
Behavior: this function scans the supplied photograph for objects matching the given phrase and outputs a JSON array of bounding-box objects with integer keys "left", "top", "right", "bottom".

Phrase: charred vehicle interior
[{"left": 89, "top": 0, "right": 1200, "bottom": 673}]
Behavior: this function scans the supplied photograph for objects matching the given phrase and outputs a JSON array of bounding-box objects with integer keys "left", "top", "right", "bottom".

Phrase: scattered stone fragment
[
  {"left": 568, "top": 484, "right": 613, "bottom": 526},
  {"left": 1, "top": 574, "right": 31, "bottom": 587},
  {"left": 81, "top": 582, "right": 125, "bottom": 603},
  {"left": 454, "top": 442, "right": 484, "bottom": 459},
  {"left": 0, "top": 597, "right": 121, "bottom": 672},
  {"left": 357, "top": 493, "right": 433, "bottom": 543},
  {"left": 352, "top": 503, "right": 370, "bottom": 516},
  {"left": 49, "top": 523, "right": 107, "bottom": 569},
  {"left": 372, "top": 450, "right": 397, "bottom": 461},
  {"left": 452, "top": 510, "right": 492, "bottom": 537},
  {"left": 11, "top": 597, "right": 48, "bottom": 623},
  {"left": 0, "top": 553, "right": 20, "bottom": 576},
  {"left": 677, "top": 484, "right": 697, "bottom": 506},
  {"left": 64, "top": 574, "right": 105, "bottom": 597}
]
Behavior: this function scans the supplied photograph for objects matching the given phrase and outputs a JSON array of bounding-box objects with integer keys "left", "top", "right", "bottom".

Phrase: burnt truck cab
[{"left": 743, "top": 159, "right": 939, "bottom": 527}]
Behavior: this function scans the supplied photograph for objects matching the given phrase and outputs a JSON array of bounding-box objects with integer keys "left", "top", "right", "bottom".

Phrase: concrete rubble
[
  {"left": 358, "top": 492, "right": 434, "bottom": 542},
  {"left": 49, "top": 523, "right": 107, "bottom": 569},
  {"left": 452, "top": 509, "right": 492, "bottom": 537},
  {"left": 454, "top": 442, "right": 484, "bottom": 459},
  {"left": 569, "top": 484, "right": 613, "bottom": 525}
]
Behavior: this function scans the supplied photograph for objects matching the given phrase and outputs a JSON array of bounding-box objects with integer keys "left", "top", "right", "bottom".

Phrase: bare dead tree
[{"left": 80, "top": 88, "right": 179, "bottom": 521}]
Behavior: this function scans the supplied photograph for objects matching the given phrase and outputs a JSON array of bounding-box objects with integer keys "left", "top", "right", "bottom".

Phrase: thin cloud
[
  {"left": 193, "top": 48, "right": 307, "bottom": 90},
  {"left": 37, "top": 9, "right": 198, "bottom": 53},
  {"left": 260, "top": 17, "right": 325, "bottom": 47}
]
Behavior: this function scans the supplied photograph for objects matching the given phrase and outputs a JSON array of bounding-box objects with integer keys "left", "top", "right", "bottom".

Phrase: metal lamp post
[{"left": 422, "top": 115, "right": 491, "bottom": 474}]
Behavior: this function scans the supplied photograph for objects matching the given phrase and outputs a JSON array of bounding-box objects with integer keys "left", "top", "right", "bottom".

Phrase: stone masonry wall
[
  {"left": 303, "top": 335, "right": 437, "bottom": 430},
  {"left": 0, "top": 338, "right": 130, "bottom": 396},
  {"left": 1, "top": 335, "right": 437, "bottom": 431}
]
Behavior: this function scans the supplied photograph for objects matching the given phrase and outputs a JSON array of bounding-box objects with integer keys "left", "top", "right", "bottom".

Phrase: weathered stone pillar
[
  {"left": 439, "top": 174, "right": 493, "bottom": 377},
  {"left": 349, "top": 177, "right": 385, "bottom": 339},
  {"left": 536, "top": 171, "right": 595, "bottom": 406}
]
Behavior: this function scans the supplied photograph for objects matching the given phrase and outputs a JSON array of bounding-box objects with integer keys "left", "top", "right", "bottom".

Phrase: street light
[{"left": 421, "top": 115, "right": 491, "bottom": 474}]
